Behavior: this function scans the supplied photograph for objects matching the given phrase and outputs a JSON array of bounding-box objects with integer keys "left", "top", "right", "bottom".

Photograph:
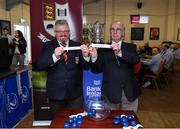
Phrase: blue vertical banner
[
  {"left": 0, "top": 80, "right": 6, "bottom": 128},
  {"left": 0, "top": 70, "right": 32, "bottom": 128},
  {"left": 5, "top": 75, "right": 22, "bottom": 128},
  {"left": 83, "top": 70, "right": 103, "bottom": 108},
  {"left": 20, "top": 71, "right": 32, "bottom": 114}
]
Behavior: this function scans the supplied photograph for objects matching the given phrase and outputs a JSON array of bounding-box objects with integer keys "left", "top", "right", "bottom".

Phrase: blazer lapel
[
  {"left": 53, "top": 39, "right": 60, "bottom": 48},
  {"left": 121, "top": 42, "right": 126, "bottom": 52}
]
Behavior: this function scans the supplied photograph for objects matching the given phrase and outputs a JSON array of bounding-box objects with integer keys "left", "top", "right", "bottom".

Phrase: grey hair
[
  {"left": 55, "top": 20, "right": 69, "bottom": 28},
  {"left": 110, "top": 21, "right": 125, "bottom": 32}
]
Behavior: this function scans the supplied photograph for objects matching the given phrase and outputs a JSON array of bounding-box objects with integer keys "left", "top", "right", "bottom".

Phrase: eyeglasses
[
  {"left": 55, "top": 30, "right": 70, "bottom": 34},
  {"left": 110, "top": 28, "right": 122, "bottom": 33}
]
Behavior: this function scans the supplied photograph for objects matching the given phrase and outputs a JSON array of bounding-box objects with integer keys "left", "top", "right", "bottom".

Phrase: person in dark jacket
[
  {"left": 11, "top": 30, "right": 27, "bottom": 66},
  {"left": 89, "top": 21, "right": 140, "bottom": 112},
  {"left": 37, "top": 20, "right": 89, "bottom": 118}
]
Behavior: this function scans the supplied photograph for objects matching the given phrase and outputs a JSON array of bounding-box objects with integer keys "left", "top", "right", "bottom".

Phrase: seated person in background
[
  {"left": 160, "top": 44, "right": 174, "bottom": 72},
  {"left": 169, "top": 43, "right": 175, "bottom": 52},
  {"left": 139, "top": 47, "right": 162, "bottom": 87},
  {"left": 173, "top": 43, "right": 180, "bottom": 60},
  {"left": 144, "top": 42, "right": 152, "bottom": 55},
  {"left": 137, "top": 46, "right": 146, "bottom": 56}
]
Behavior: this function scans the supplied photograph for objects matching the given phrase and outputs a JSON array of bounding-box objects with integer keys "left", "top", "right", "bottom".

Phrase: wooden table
[{"left": 50, "top": 109, "right": 139, "bottom": 128}]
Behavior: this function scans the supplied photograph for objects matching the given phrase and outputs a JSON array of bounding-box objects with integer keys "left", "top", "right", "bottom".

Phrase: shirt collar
[
  {"left": 112, "top": 40, "right": 122, "bottom": 48},
  {"left": 57, "top": 39, "right": 69, "bottom": 47}
]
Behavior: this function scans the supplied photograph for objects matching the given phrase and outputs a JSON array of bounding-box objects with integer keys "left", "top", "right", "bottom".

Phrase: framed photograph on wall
[
  {"left": 150, "top": 27, "right": 159, "bottom": 40},
  {"left": 131, "top": 27, "right": 144, "bottom": 40},
  {"left": 177, "top": 28, "right": 180, "bottom": 41},
  {"left": 0, "top": 20, "right": 11, "bottom": 36}
]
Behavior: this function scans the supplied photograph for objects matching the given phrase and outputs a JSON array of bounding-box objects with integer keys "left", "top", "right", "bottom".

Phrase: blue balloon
[
  {"left": 112, "top": 119, "right": 120, "bottom": 125},
  {"left": 72, "top": 122, "right": 78, "bottom": 128},
  {"left": 130, "top": 120, "right": 137, "bottom": 126},
  {"left": 122, "top": 121, "right": 129, "bottom": 127},
  {"left": 87, "top": 111, "right": 93, "bottom": 117},
  {"left": 77, "top": 120, "right": 83, "bottom": 126},
  {"left": 68, "top": 118, "right": 74, "bottom": 124},
  {"left": 114, "top": 114, "right": 121, "bottom": 120},
  {"left": 91, "top": 109, "right": 96, "bottom": 115},
  {"left": 121, "top": 116, "right": 128, "bottom": 122},
  {"left": 64, "top": 123, "right": 70, "bottom": 128},
  {"left": 127, "top": 114, "right": 134, "bottom": 120},
  {"left": 77, "top": 115, "right": 83, "bottom": 120},
  {"left": 73, "top": 117, "right": 77, "bottom": 122}
]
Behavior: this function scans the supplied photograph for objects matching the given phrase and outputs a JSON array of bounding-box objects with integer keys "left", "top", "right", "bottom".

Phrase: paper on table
[{"left": 91, "top": 43, "right": 111, "bottom": 49}]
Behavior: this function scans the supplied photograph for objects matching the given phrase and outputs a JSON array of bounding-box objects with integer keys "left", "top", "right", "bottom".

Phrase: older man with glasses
[
  {"left": 89, "top": 21, "right": 140, "bottom": 112},
  {"left": 37, "top": 20, "right": 89, "bottom": 118}
]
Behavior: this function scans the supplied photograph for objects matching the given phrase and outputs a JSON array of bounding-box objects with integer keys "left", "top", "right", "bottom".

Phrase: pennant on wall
[{"left": 30, "top": 0, "right": 83, "bottom": 64}]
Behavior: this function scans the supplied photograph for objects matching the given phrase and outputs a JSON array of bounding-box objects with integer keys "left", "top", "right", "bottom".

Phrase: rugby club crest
[{"left": 43, "top": 2, "right": 76, "bottom": 40}]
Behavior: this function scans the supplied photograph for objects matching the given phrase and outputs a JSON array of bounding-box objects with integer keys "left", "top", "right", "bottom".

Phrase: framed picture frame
[
  {"left": 177, "top": 28, "right": 180, "bottom": 41},
  {"left": 150, "top": 27, "right": 159, "bottom": 40},
  {"left": 0, "top": 20, "right": 11, "bottom": 36},
  {"left": 131, "top": 27, "right": 144, "bottom": 40}
]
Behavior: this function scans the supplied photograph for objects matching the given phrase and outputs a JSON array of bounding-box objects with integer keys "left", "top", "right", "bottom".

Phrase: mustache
[
  {"left": 60, "top": 35, "right": 68, "bottom": 37},
  {"left": 59, "top": 34, "right": 68, "bottom": 37}
]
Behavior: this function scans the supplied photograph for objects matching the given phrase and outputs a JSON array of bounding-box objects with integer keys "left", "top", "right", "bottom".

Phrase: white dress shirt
[
  {"left": 52, "top": 40, "right": 69, "bottom": 63},
  {"left": 112, "top": 40, "right": 122, "bottom": 57},
  {"left": 91, "top": 40, "right": 123, "bottom": 63},
  {"left": 52, "top": 40, "right": 90, "bottom": 63}
]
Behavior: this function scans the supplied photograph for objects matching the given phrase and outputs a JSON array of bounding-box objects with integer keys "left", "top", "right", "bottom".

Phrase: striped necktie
[{"left": 61, "top": 42, "right": 68, "bottom": 63}]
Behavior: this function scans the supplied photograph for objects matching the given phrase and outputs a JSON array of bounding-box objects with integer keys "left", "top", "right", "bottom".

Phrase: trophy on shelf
[{"left": 88, "top": 21, "right": 103, "bottom": 44}]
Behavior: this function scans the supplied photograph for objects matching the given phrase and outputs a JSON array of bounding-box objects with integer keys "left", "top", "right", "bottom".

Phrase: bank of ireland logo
[
  {"left": 43, "top": 2, "right": 68, "bottom": 37},
  {"left": 21, "top": 86, "right": 29, "bottom": 103},
  {"left": 6, "top": 93, "right": 19, "bottom": 113}
]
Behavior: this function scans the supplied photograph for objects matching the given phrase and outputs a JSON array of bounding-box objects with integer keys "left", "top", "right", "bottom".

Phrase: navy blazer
[
  {"left": 37, "top": 39, "right": 89, "bottom": 100},
  {"left": 91, "top": 42, "right": 140, "bottom": 103}
]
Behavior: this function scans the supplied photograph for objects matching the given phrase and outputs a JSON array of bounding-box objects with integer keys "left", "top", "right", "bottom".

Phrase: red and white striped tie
[{"left": 61, "top": 42, "right": 68, "bottom": 63}]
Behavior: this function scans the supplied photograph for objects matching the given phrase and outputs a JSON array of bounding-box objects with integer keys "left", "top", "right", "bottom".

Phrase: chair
[
  {"left": 160, "top": 61, "right": 174, "bottom": 86},
  {"left": 133, "top": 61, "right": 141, "bottom": 76},
  {"left": 160, "top": 53, "right": 177, "bottom": 86},
  {"left": 142, "top": 60, "right": 165, "bottom": 90}
]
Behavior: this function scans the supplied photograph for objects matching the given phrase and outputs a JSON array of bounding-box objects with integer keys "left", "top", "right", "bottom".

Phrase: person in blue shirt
[
  {"left": 144, "top": 42, "right": 152, "bottom": 55},
  {"left": 160, "top": 44, "right": 174, "bottom": 72},
  {"left": 139, "top": 47, "right": 163, "bottom": 87},
  {"left": 172, "top": 44, "right": 180, "bottom": 61}
]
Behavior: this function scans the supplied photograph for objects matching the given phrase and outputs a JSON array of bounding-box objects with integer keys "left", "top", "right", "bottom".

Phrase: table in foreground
[{"left": 50, "top": 109, "right": 140, "bottom": 128}]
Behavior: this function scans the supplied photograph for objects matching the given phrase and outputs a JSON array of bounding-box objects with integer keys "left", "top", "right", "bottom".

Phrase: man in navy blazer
[
  {"left": 89, "top": 21, "right": 140, "bottom": 112},
  {"left": 37, "top": 20, "right": 89, "bottom": 117}
]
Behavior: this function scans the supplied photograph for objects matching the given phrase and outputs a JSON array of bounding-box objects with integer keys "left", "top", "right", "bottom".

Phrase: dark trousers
[{"left": 49, "top": 96, "right": 84, "bottom": 118}]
